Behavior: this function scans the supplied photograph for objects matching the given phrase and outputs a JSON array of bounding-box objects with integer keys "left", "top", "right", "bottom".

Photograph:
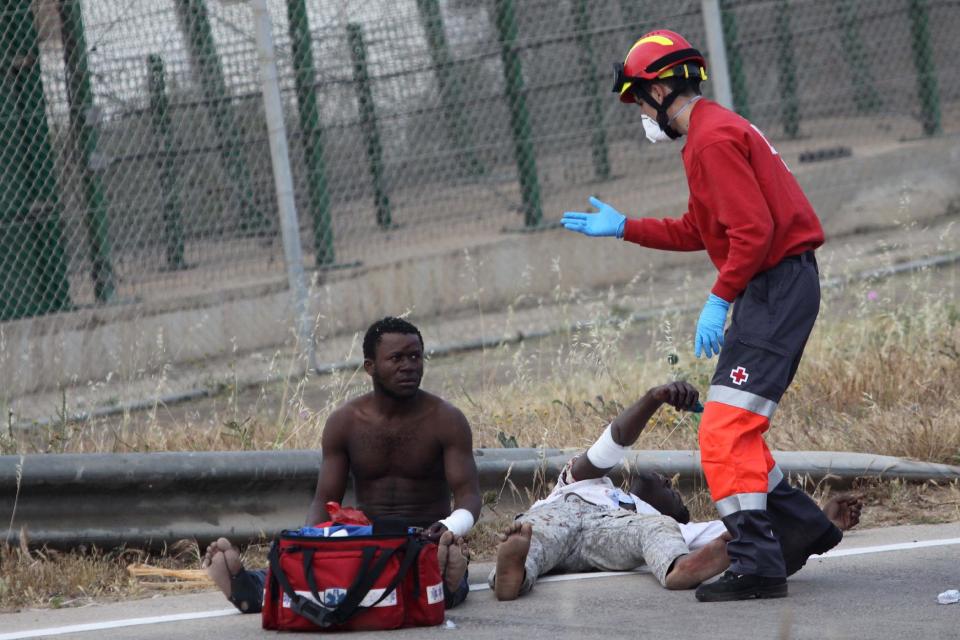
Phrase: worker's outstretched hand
[
  {"left": 695, "top": 294, "right": 730, "bottom": 358},
  {"left": 561, "top": 196, "right": 626, "bottom": 238}
]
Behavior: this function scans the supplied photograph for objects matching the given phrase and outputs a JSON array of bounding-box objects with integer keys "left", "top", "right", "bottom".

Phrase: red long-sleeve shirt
[{"left": 622, "top": 99, "right": 824, "bottom": 302}]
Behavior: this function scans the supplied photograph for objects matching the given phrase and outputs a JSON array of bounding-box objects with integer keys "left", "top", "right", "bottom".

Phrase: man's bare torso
[{"left": 336, "top": 390, "right": 457, "bottom": 524}]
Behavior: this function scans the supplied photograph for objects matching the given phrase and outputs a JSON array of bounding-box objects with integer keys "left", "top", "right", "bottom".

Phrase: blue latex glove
[
  {"left": 695, "top": 294, "right": 730, "bottom": 358},
  {"left": 561, "top": 197, "right": 626, "bottom": 238}
]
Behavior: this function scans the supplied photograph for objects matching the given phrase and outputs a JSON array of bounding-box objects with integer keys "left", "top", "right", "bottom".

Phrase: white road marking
[
  {"left": 3, "top": 536, "right": 959, "bottom": 639},
  {"left": 0, "top": 609, "right": 239, "bottom": 640},
  {"left": 813, "top": 537, "right": 960, "bottom": 559}
]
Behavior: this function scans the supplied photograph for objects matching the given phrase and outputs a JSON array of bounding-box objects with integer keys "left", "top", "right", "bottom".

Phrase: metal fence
[{"left": 1, "top": 0, "right": 958, "bottom": 401}]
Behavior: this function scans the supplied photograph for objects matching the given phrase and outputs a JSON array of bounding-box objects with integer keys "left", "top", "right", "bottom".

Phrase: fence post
[
  {"left": 700, "top": 0, "right": 734, "bottom": 111},
  {"left": 0, "top": 0, "right": 71, "bottom": 320},
  {"left": 58, "top": 0, "right": 115, "bottom": 302},
  {"left": 573, "top": 0, "right": 611, "bottom": 182},
  {"left": 415, "top": 0, "right": 485, "bottom": 177},
  {"left": 251, "top": 0, "right": 316, "bottom": 372},
  {"left": 773, "top": 0, "right": 800, "bottom": 138},
  {"left": 147, "top": 55, "right": 186, "bottom": 271},
  {"left": 719, "top": 1, "right": 750, "bottom": 118},
  {"left": 492, "top": 0, "right": 543, "bottom": 228},
  {"left": 287, "top": 0, "right": 335, "bottom": 266},
  {"left": 174, "top": 0, "right": 266, "bottom": 235},
  {"left": 837, "top": 0, "right": 880, "bottom": 113},
  {"left": 906, "top": 0, "right": 941, "bottom": 136},
  {"left": 347, "top": 23, "right": 392, "bottom": 229}
]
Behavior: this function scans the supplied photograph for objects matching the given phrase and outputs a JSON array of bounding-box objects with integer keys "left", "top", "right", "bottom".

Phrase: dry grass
[
  {"left": 2, "top": 256, "right": 957, "bottom": 463},
  {"left": 0, "top": 542, "right": 193, "bottom": 611},
  {"left": 0, "top": 538, "right": 276, "bottom": 612},
  {"left": 458, "top": 277, "right": 960, "bottom": 467}
]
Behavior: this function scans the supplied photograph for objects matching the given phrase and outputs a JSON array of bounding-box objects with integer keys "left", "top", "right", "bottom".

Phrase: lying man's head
[
  {"left": 362, "top": 316, "right": 425, "bottom": 399},
  {"left": 629, "top": 471, "right": 690, "bottom": 524}
]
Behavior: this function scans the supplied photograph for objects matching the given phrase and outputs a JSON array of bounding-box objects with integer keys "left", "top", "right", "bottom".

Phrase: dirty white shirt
[{"left": 531, "top": 466, "right": 726, "bottom": 551}]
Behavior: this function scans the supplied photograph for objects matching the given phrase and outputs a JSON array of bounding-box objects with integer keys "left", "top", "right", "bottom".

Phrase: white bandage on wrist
[
  {"left": 586, "top": 424, "right": 626, "bottom": 469},
  {"left": 438, "top": 508, "right": 475, "bottom": 537}
]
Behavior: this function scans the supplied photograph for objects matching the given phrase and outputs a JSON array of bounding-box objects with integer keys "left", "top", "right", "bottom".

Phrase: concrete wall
[{"left": 2, "top": 135, "right": 958, "bottom": 399}]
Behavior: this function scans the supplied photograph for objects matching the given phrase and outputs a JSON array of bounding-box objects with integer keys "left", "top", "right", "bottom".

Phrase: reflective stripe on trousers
[
  {"left": 714, "top": 464, "right": 785, "bottom": 517},
  {"left": 700, "top": 387, "right": 784, "bottom": 514}
]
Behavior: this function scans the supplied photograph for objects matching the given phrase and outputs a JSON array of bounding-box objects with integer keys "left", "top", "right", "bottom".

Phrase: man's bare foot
[
  {"left": 494, "top": 522, "right": 532, "bottom": 601},
  {"left": 664, "top": 535, "right": 731, "bottom": 590},
  {"left": 822, "top": 494, "right": 864, "bottom": 531},
  {"left": 437, "top": 530, "right": 469, "bottom": 592},
  {"left": 201, "top": 537, "right": 245, "bottom": 599},
  {"left": 437, "top": 530, "right": 451, "bottom": 577}
]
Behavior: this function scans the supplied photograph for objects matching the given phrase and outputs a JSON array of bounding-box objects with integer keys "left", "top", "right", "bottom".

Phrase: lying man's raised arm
[{"left": 570, "top": 381, "right": 700, "bottom": 481}]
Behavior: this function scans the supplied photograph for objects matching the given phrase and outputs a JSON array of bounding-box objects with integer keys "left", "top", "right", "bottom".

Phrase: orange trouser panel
[
  {"left": 763, "top": 446, "right": 776, "bottom": 474},
  {"left": 699, "top": 401, "right": 772, "bottom": 502}
]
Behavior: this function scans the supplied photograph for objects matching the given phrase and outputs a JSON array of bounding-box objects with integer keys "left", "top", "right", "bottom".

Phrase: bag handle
[
  {"left": 322, "top": 537, "right": 425, "bottom": 626},
  {"left": 363, "top": 538, "right": 424, "bottom": 609},
  {"left": 302, "top": 546, "right": 376, "bottom": 614},
  {"left": 268, "top": 541, "right": 334, "bottom": 627}
]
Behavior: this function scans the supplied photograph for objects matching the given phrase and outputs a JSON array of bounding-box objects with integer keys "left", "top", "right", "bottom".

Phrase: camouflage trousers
[{"left": 488, "top": 494, "right": 689, "bottom": 595}]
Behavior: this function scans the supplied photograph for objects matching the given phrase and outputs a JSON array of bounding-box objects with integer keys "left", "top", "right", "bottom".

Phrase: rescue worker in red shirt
[{"left": 561, "top": 30, "right": 843, "bottom": 602}]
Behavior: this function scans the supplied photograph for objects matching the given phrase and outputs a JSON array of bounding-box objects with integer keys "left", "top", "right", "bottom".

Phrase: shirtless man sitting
[
  {"left": 203, "top": 317, "right": 482, "bottom": 613},
  {"left": 491, "top": 381, "right": 863, "bottom": 600}
]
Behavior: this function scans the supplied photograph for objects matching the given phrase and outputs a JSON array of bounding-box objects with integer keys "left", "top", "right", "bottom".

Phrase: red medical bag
[{"left": 261, "top": 531, "right": 445, "bottom": 631}]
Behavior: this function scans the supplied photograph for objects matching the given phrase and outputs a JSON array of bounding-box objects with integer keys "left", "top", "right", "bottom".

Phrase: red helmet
[{"left": 614, "top": 30, "right": 707, "bottom": 104}]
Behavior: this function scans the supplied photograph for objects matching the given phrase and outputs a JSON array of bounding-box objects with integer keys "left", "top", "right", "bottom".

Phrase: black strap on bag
[
  {"left": 268, "top": 536, "right": 425, "bottom": 628},
  {"left": 322, "top": 538, "right": 424, "bottom": 626},
  {"left": 268, "top": 541, "right": 343, "bottom": 627},
  {"left": 305, "top": 545, "right": 390, "bottom": 626},
  {"left": 303, "top": 546, "right": 376, "bottom": 614}
]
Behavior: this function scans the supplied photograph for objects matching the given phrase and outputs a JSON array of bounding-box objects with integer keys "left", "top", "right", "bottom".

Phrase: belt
[{"left": 782, "top": 250, "right": 815, "bottom": 264}]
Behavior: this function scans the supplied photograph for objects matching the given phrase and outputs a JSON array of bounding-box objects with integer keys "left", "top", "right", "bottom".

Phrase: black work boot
[{"left": 695, "top": 571, "right": 787, "bottom": 602}]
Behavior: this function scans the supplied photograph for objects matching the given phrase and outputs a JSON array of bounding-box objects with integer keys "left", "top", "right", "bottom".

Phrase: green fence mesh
[{"left": 0, "top": 0, "right": 957, "bottom": 404}]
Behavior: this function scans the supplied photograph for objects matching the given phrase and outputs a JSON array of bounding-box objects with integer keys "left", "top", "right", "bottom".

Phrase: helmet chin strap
[
  {"left": 633, "top": 85, "right": 695, "bottom": 139},
  {"left": 667, "top": 95, "right": 702, "bottom": 128}
]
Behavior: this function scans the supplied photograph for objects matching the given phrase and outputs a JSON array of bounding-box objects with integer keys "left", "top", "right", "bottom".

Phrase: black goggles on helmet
[{"left": 612, "top": 62, "right": 643, "bottom": 95}]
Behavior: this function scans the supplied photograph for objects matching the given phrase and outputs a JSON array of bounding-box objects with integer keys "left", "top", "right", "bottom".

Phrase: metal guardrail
[{"left": 2, "top": 448, "right": 959, "bottom": 549}]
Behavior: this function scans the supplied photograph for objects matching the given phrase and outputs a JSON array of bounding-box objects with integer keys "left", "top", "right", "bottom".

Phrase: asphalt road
[{"left": 3, "top": 522, "right": 959, "bottom": 640}]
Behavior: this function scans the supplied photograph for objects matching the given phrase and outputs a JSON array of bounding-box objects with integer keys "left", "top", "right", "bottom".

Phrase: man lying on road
[
  {"left": 202, "top": 316, "right": 482, "bottom": 613},
  {"left": 491, "top": 381, "right": 863, "bottom": 600}
]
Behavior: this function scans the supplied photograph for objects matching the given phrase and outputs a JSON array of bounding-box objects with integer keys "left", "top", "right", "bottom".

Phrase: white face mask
[
  {"left": 642, "top": 115, "right": 671, "bottom": 144},
  {"left": 641, "top": 95, "right": 702, "bottom": 144}
]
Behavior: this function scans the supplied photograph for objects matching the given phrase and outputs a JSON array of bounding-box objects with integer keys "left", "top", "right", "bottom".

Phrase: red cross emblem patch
[{"left": 730, "top": 366, "right": 749, "bottom": 386}]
